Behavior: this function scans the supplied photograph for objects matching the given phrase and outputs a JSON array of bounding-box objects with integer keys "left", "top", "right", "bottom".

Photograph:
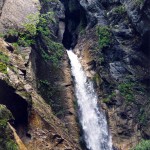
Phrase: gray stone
[
  {"left": 109, "top": 62, "right": 127, "bottom": 81},
  {"left": 0, "top": 0, "right": 40, "bottom": 33}
]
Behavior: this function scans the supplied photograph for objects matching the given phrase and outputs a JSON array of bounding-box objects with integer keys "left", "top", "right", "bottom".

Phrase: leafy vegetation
[
  {"left": 37, "top": 12, "right": 63, "bottom": 67},
  {"left": 5, "top": 140, "right": 18, "bottom": 150},
  {"left": 41, "top": 0, "right": 59, "bottom": 4},
  {"left": 131, "top": 140, "right": 150, "bottom": 150},
  {"left": 96, "top": 26, "right": 112, "bottom": 49},
  {"left": 118, "top": 82, "right": 135, "bottom": 102},
  {"left": 138, "top": 108, "right": 148, "bottom": 125},
  {"left": 103, "top": 92, "right": 116, "bottom": 103},
  {"left": 38, "top": 79, "right": 64, "bottom": 117},
  {"left": 93, "top": 45, "right": 104, "bottom": 65},
  {"left": 0, "top": 52, "right": 9, "bottom": 63},
  {"left": 5, "top": 13, "right": 39, "bottom": 47},
  {"left": 113, "top": 5, "right": 126, "bottom": 14},
  {"left": 135, "top": 0, "right": 144, "bottom": 5},
  {"left": 6, "top": 29, "right": 18, "bottom": 37},
  {"left": 0, "top": 52, "right": 9, "bottom": 74},
  {"left": 0, "top": 62, "right": 7, "bottom": 74},
  {"left": 22, "top": 13, "right": 39, "bottom": 36},
  {"left": 17, "top": 13, "right": 39, "bottom": 46},
  {"left": 3, "top": 11, "right": 63, "bottom": 67},
  {"left": 0, "top": 105, "right": 18, "bottom": 150}
]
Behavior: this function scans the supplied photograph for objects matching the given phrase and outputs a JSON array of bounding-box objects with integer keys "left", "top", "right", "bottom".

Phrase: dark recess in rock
[
  {"left": 0, "top": 80, "right": 28, "bottom": 134},
  {"left": 61, "top": 0, "right": 87, "bottom": 49},
  {"left": 140, "top": 30, "right": 150, "bottom": 57}
]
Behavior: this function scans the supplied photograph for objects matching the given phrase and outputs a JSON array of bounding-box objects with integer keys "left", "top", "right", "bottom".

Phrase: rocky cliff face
[
  {"left": 0, "top": 37, "right": 81, "bottom": 149},
  {"left": 0, "top": 0, "right": 149, "bottom": 150},
  {"left": 0, "top": 0, "right": 80, "bottom": 149},
  {"left": 72, "top": 0, "right": 150, "bottom": 149},
  {"left": 0, "top": 0, "right": 40, "bottom": 33}
]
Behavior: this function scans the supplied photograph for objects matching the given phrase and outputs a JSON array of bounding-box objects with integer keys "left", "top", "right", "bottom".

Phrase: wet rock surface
[
  {"left": 73, "top": 0, "right": 150, "bottom": 149},
  {"left": 0, "top": 0, "right": 149, "bottom": 149}
]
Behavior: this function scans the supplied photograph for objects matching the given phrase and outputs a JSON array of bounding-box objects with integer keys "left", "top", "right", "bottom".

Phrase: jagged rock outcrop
[
  {"left": 0, "top": 38, "right": 80, "bottom": 149},
  {"left": 0, "top": 0, "right": 81, "bottom": 149},
  {"left": 72, "top": 0, "right": 150, "bottom": 149},
  {"left": 79, "top": 0, "right": 107, "bottom": 27}
]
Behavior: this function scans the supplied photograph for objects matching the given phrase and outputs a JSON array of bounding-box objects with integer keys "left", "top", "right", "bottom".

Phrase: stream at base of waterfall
[{"left": 67, "top": 50, "right": 112, "bottom": 150}]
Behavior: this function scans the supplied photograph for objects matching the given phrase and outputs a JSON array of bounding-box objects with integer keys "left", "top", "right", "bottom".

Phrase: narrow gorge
[{"left": 0, "top": 0, "right": 150, "bottom": 150}]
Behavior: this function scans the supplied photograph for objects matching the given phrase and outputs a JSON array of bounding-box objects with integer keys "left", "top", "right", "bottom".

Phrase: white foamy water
[{"left": 67, "top": 50, "right": 112, "bottom": 150}]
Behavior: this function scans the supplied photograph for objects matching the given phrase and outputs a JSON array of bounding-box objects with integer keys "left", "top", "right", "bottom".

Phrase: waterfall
[{"left": 67, "top": 50, "right": 112, "bottom": 150}]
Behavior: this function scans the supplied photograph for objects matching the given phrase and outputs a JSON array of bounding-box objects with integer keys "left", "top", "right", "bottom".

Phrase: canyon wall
[{"left": 0, "top": 0, "right": 149, "bottom": 150}]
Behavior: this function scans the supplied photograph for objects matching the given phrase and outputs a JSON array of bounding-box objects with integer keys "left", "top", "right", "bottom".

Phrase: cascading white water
[{"left": 67, "top": 50, "right": 112, "bottom": 150}]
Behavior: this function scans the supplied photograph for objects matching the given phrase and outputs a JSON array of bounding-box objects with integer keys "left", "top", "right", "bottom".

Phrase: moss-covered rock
[{"left": 0, "top": 104, "right": 18, "bottom": 150}]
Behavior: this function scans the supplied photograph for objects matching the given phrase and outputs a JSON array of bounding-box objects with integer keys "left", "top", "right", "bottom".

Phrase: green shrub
[
  {"left": 131, "top": 140, "right": 150, "bottom": 150},
  {"left": 96, "top": 26, "right": 112, "bottom": 49},
  {"left": 38, "top": 79, "right": 63, "bottom": 111},
  {"left": 41, "top": 41, "right": 63, "bottom": 67},
  {"left": 0, "top": 33, "right": 4, "bottom": 38},
  {"left": 4, "top": 13, "right": 39, "bottom": 47},
  {"left": 23, "top": 13, "right": 39, "bottom": 36},
  {"left": 0, "top": 52, "right": 9, "bottom": 64},
  {"left": 103, "top": 92, "right": 116, "bottom": 103},
  {"left": 4, "top": 11, "right": 63, "bottom": 67},
  {"left": 17, "top": 33, "right": 35, "bottom": 47},
  {"left": 6, "top": 29, "right": 18, "bottom": 37},
  {"left": 0, "top": 105, "right": 17, "bottom": 150},
  {"left": 113, "top": 6, "right": 126, "bottom": 14},
  {"left": 0, "top": 62, "right": 7, "bottom": 74},
  {"left": 18, "top": 13, "right": 39, "bottom": 46},
  {"left": 37, "top": 12, "right": 63, "bottom": 67},
  {"left": 12, "top": 43, "right": 20, "bottom": 54},
  {"left": 138, "top": 108, "right": 148, "bottom": 125},
  {"left": 135, "top": 0, "right": 144, "bottom": 5},
  {"left": 118, "top": 82, "right": 134, "bottom": 102},
  {"left": 0, "top": 52, "right": 9, "bottom": 73},
  {"left": 6, "top": 140, "right": 18, "bottom": 150}
]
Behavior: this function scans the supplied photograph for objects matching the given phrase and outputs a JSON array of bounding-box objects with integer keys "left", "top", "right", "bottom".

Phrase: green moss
[
  {"left": 118, "top": 82, "right": 135, "bottom": 102},
  {"left": 96, "top": 26, "right": 112, "bottom": 49},
  {"left": 131, "top": 140, "right": 150, "bottom": 150}
]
